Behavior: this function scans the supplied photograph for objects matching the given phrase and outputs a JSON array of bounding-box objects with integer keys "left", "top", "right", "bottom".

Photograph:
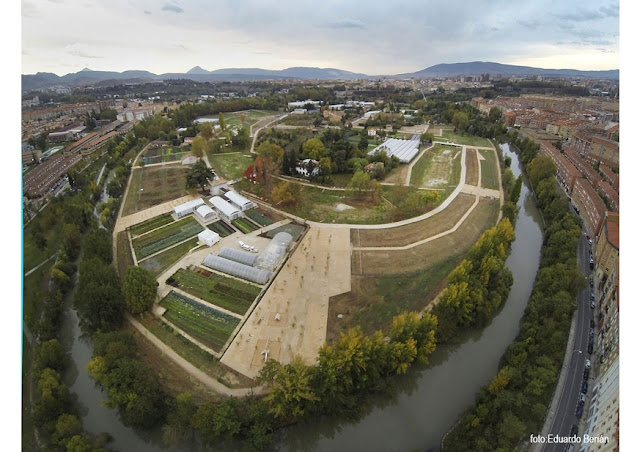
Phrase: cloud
[
  {"left": 555, "top": 4, "right": 619, "bottom": 22},
  {"left": 162, "top": 2, "right": 183, "bottom": 13},
  {"left": 64, "top": 43, "right": 102, "bottom": 59},
  {"left": 144, "top": 10, "right": 151, "bottom": 15},
  {"left": 326, "top": 18, "right": 365, "bottom": 29},
  {"left": 516, "top": 19, "right": 540, "bottom": 30}
]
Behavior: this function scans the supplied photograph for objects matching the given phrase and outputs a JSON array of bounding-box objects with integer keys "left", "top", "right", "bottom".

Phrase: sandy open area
[{"left": 220, "top": 226, "right": 351, "bottom": 379}]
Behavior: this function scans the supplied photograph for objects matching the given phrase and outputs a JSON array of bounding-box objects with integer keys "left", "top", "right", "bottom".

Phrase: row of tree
[{"left": 443, "top": 137, "right": 584, "bottom": 451}]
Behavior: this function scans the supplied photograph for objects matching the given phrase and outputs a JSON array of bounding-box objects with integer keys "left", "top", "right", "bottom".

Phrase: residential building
[
  {"left": 595, "top": 212, "right": 619, "bottom": 284},
  {"left": 590, "top": 137, "right": 619, "bottom": 166},
  {"left": 600, "top": 165, "right": 619, "bottom": 192},
  {"left": 539, "top": 141, "right": 580, "bottom": 193},
  {"left": 596, "top": 181, "right": 619, "bottom": 212},
  {"left": 571, "top": 178, "right": 607, "bottom": 237}
]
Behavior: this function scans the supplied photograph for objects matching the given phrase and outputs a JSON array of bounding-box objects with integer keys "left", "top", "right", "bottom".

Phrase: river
[{"left": 60, "top": 143, "right": 544, "bottom": 451}]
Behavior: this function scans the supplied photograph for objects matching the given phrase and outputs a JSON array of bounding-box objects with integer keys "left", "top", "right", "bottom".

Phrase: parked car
[
  {"left": 582, "top": 380, "right": 588, "bottom": 394},
  {"left": 591, "top": 301, "right": 596, "bottom": 309},
  {"left": 570, "top": 424, "right": 579, "bottom": 436},
  {"left": 590, "top": 262, "right": 594, "bottom": 270},
  {"left": 579, "top": 393, "right": 586, "bottom": 403},
  {"left": 590, "top": 319, "right": 595, "bottom": 328},
  {"left": 588, "top": 343, "right": 594, "bottom": 354},
  {"left": 576, "top": 404, "right": 584, "bottom": 418},
  {"left": 590, "top": 279, "right": 594, "bottom": 288},
  {"left": 583, "top": 368, "right": 590, "bottom": 380},
  {"left": 585, "top": 358, "right": 591, "bottom": 369}
]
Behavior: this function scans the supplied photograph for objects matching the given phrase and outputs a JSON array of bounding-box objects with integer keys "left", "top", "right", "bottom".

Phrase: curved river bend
[{"left": 62, "top": 144, "right": 543, "bottom": 452}]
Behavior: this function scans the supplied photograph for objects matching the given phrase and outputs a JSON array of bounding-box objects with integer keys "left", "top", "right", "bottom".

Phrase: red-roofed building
[
  {"left": 595, "top": 212, "right": 619, "bottom": 283},
  {"left": 597, "top": 180, "right": 619, "bottom": 212},
  {"left": 590, "top": 136, "right": 619, "bottom": 165},
  {"left": 564, "top": 146, "right": 601, "bottom": 187},
  {"left": 539, "top": 141, "right": 580, "bottom": 194},
  {"left": 601, "top": 165, "right": 619, "bottom": 191}
]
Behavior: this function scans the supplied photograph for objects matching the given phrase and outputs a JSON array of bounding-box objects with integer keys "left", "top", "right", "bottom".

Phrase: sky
[{"left": 21, "top": 0, "right": 622, "bottom": 76}]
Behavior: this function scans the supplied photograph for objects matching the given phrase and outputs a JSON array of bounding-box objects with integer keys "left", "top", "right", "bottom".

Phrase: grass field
[
  {"left": 167, "top": 268, "right": 260, "bottom": 315},
  {"left": 141, "top": 146, "right": 191, "bottom": 165},
  {"left": 138, "top": 238, "right": 199, "bottom": 277},
  {"left": 122, "top": 166, "right": 191, "bottom": 216},
  {"left": 351, "top": 193, "right": 476, "bottom": 247},
  {"left": 232, "top": 217, "right": 260, "bottom": 234},
  {"left": 222, "top": 110, "right": 275, "bottom": 131},
  {"left": 353, "top": 197, "right": 498, "bottom": 275},
  {"left": 161, "top": 291, "right": 240, "bottom": 352},
  {"left": 116, "top": 230, "right": 135, "bottom": 280},
  {"left": 128, "top": 213, "right": 174, "bottom": 237},
  {"left": 132, "top": 217, "right": 202, "bottom": 260},
  {"left": 480, "top": 149, "right": 500, "bottom": 190},
  {"left": 465, "top": 149, "right": 479, "bottom": 186},
  {"left": 23, "top": 260, "right": 54, "bottom": 331},
  {"left": 410, "top": 144, "right": 460, "bottom": 189},
  {"left": 439, "top": 130, "right": 492, "bottom": 147},
  {"left": 208, "top": 153, "right": 254, "bottom": 180}
]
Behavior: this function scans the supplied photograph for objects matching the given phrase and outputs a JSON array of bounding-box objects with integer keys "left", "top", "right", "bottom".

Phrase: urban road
[{"left": 543, "top": 226, "right": 595, "bottom": 452}]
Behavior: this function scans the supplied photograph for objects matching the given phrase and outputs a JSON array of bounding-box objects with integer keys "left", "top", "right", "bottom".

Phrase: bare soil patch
[
  {"left": 383, "top": 164, "right": 410, "bottom": 185},
  {"left": 123, "top": 166, "right": 191, "bottom": 216},
  {"left": 465, "top": 149, "right": 479, "bottom": 186},
  {"left": 354, "top": 197, "right": 498, "bottom": 275},
  {"left": 351, "top": 193, "right": 476, "bottom": 248}
]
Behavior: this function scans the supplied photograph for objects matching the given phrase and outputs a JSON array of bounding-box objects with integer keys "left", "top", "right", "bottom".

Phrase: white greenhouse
[
  {"left": 218, "top": 246, "right": 258, "bottom": 266},
  {"left": 195, "top": 205, "right": 216, "bottom": 222},
  {"left": 255, "top": 232, "right": 293, "bottom": 271},
  {"left": 209, "top": 196, "right": 242, "bottom": 221},
  {"left": 198, "top": 229, "right": 220, "bottom": 247},
  {"left": 225, "top": 190, "right": 256, "bottom": 211},
  {"left": 173, "top": 198, "right": 205, "bottom": 218},
  {"left": 368, "top": 138, "right": 420, "bottom": 163},
  {"left": 202, "top": 255, "right": 271, "bottom": 285}
]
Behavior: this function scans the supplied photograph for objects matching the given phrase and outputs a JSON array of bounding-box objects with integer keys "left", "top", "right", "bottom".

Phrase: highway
[{"left": 543, "top": 227, "right": 595, "bottom": 451}]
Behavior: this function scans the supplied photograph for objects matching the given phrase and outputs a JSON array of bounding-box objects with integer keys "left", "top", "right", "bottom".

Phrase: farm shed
[
  {"left": 209, "top": 196, "right": 242, "bottom": 221},
  {"left": 218, "top": 246, "right": 257, "bottom": 266},
  {"left": 255, "top": 232, "right": 293, "bottom": 271},
  {"left": 202, "top": 255, "right": 271, "bottom": 285},
  {"left": 195, "top": 205, "right": 216, "bottom": 222},
  {"left": 198, "top": 229, "right": 220, "bottom": 247},
  {"left": 225, "top": 190, "right": 256, "bottom": 211},
  {"left": 173, "top": 198, "right": 205, "bottom": 218}
]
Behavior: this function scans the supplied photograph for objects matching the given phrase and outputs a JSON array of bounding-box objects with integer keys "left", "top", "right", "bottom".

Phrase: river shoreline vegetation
[{"left": 442, "top": 135, "right": 584, "bottom": 451}]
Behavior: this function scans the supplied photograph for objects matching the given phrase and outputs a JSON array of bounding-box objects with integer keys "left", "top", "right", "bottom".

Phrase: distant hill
[
  {"left": 21, "top": 61, "right": 618, "bottom": 91},
  {"left": 397, "top": 61, "right": 619, "bottom": 80}
]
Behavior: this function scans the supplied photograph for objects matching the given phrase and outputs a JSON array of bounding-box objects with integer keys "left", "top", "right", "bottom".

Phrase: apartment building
[{"left": 571, "top": 178, "right": 607, "bottom": 237}]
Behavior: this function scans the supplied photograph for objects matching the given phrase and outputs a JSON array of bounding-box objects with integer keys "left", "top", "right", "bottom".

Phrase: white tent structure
[
  {"left": 198, "top": 229, "right": 220, "bottom": 247},
  {"left": 195, "top": 205, "right": 216, "bottom": 222},
  {"left": 369, "top": 138, "right": 420, "bottom": 163},
  {"left": 173, "top": 198, "right": 205, "bottom": 218},
  {"left": 225, "top": 190, "right": 256, "bottom": 211},
  {"left": 218, "top": 246, "right": 258, "bottom": 266},
  {"left": 209, "top": 196, "right": 242, "bottom": 221}
]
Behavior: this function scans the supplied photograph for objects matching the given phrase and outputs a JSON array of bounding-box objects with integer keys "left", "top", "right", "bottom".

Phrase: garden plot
[
  {"left": 129, "top": 213, "right": 174, "bottom": 238},
  {"left": 166, "top": 267, "right": 260, "bottom": 315},
  {"left": 138, "top": 238, "right": 199, "bottom": 277},
  {"left": 465, "top": 149, "right": 479, "bottom": 186},
  {"left": 232, "top": 217, "right": 261, "bottom": 234},
  {"left": 122, "top": 166, "right": 191, "bottom": 216},
  {"left": 411, "top": 144, "right": 460, "bottom": 189},
  {"left": 160, "top": 291, "right": 240, "bottom": 353},
  {"left": 141, "top": 146, "right": 191, "bottom": 165},
  {"left": 208, "top": 220, "right": 235, "bottom": 237},
  {"left": 132, "top": 217, "right": 203, "bottom": 260},
  {"left": 245, "top": 209, "right": 275, "bottom": 227}
]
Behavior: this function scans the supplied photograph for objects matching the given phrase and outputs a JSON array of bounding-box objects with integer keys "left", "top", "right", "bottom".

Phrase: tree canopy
[{"left": 122, "top": 266, "right": 158, "bottom": 314}]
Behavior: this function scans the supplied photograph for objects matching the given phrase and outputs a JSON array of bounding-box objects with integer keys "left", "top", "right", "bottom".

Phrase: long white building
[
  {"left": 225, "top": 190, "right": 256, "bottom": 211},
  {"left": 368, "top": 138, "right": 420, "bottom": 163},
  {"left": 209, "top": 196, "right": 241, "bottom": 221}
]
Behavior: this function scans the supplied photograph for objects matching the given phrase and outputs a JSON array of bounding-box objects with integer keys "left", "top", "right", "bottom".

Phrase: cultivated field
[
  {"left": 161, "top": 291, "right": 240, "bottom": 353},
  {"left": 132, "top": 217, "right": 202, "bottom": 260},
  {"left": 410, "top": 144, "right": 460, "bottom": 189},
  {"left": 465, "top": 149, "right": 479, "bottom": 186},
  {"left": 439, "top": 130, "right": 492, "bottom": 147},
  {"left": 352, "top": 197, "right": 499, "bottom": 275},
  {"left": 167, "top": 267, "right": 260, "bottom": 315},
  {"left": 208, "top": 220, "right": 236, "bottom": 237},
  {"left": 351, "top": 193, "right": 476, "bottom": 248},
  {"left": 141, "top": 145, "right": 191, "bottom": 165},
  {"left": 222, "top": 110, "right": 275, "bottom": 131},
  {"left": 122, "top": 166, "right": 191, "bottom": 216},
  {"left": 138, "top": 238, "right": 199, "bottom": 277},
  {"left": 129, "top": 213, "right": 174, "bottom": 237},
  {"left": 232, "top": 217, "right": 260, "bottom": 234}
]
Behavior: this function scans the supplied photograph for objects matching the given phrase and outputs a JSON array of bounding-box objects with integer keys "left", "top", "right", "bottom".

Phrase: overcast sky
[{"left": 22, "top": 0, "right": 621, "bottom": 76}]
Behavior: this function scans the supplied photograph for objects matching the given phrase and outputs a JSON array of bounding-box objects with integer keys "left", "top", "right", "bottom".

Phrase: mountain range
[{"left": 21, "top": 61, "right": 619, "bottom": 91}]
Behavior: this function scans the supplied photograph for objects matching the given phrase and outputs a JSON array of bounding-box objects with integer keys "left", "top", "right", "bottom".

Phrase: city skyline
[{"left": 22, "top": 0, "right": 620, "bottom": 76}]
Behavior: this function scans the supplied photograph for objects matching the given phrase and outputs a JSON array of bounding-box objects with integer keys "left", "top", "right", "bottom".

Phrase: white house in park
[
  {"left": 209, "top": 196, "right": 242, "bottom": 221},
  {"left": 198, "top": 229, "right": 220, "bottom": 247},
  {"left": 225, "top": 190, "right": 256, "bottom": 211},
  {"left": 209, "top": 177, "right": 231, "bottom": 196},
  {"left": 173, "top": 198, "right": 205, "bottom": 218},
  {"left": 195, "top": 205, "right": 216, "bottom": 222}
]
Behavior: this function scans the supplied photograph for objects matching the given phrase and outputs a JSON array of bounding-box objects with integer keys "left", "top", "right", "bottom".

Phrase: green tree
[
  {"left": 358, "top": 134, "right": 369, "bottom": 151},
  {"left": 271, "top": 180, "right": 302, "bottom": 207},
  {"left": 346, "top": 171, "right": 371, "bottom": 198},
  {"left": 83, "top": 228, "right": 112, "bottom": 264},
  {"left": 192, "top": 399, "right": 242, "bottom": 444},
  {"left": 302, "top": 137, "right": 327, "bottom": 160},
  {"left": 489, "top": 106, "right": 502, "bottom": 122},
  {"left": 218, "top": 113, "right": 226, "bottom": 131},
  {"left": 232, "top": 126, "right": 251, "bottom": 149},
  {"left": 198, "top": 122, "right": 213, "bottom": 141},
  {"left": 526, "top": 155, "right": 556, "bottom": 191},
  {"left": 61, "top": 223, "right": 82, "bottom": 260},
  {"left": 52, "top": 414, "right": 82, "bottom": 448},
  {"left": 122, "top": 266, "right": 158, "bottom": 314},
  {"left": 35, "top": 339, "right": 67, "bottom": 373},
  {"left": 162, "top": 392, "right": 195, "bottom": 446},
  {"left": 191, "top": 136, "right": 206, "bottom": 158},
  {"left": 186, "top": 160, "right": 215, "bottom": 191},
  {"left": 420, "top": 131, "right": 434, "bottom": 144},
  {"left": 452, "top": 111, "right": 469, "bottom": 132}
]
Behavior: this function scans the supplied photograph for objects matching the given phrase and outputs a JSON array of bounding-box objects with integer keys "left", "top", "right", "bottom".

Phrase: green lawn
[
  {"left": 138, "top": 238, "right": 199, "bottom": 277},
  {"left": 160, "top": 291, "right": 240, "bottom": 352},
  {"left": 410, "top": 148, "right": 432, "bottom": 186},
  {"left": 129, "top": 214, "right": 174, "bottom": 237},
  {"left": 439, "top": 130, "right": 492, "bottom": 147},
  {"left": 222, "top": 110, "right": 275, "bottom": 130},
  {"left": 132, "top": 217, "right": 202, "bottom": 260},
  {"left": 23, "top": 260, "right": 54, "bottom": 331},
  {"left": 208, "top": 153, "right": 255, "bottom": 180},
  {"left": 480, "top": 149, "right": 500, "bottom": 190},
  {"left": 167, "top": 268, "right": 260, "bottom": 315},
  {"left": 244, "top": 209, "right": 274, "bottom": 227}
]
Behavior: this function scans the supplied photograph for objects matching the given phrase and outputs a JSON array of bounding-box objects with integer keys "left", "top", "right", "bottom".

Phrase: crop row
[
  {"left": 161, "top": 291, "right": 239, "bottom": 351},
  {"left": 167, "top": 268, "right": 258, "bottom": 314},
  {"left": 129, "top": 214, "right": 174, "bottom": 237},
  {"left": 232, "top": 218, "right": 260, "bottom": 234},
  {"left": 244, "top": 209, "right": 273, "bottom": 227},
  {"left": 133, "top": 218, "right": 203, "bottom": 259},
  {"left": 208, "top": 220, "right": 234, "bottom": 237}
]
